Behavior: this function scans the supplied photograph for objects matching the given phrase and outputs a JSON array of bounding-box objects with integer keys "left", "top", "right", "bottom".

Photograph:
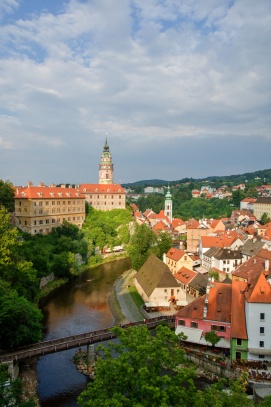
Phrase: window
[
  {"left": 164, "top": 289, "right": 167, "bottom": 293},
  {"left": 219, "top": 326, "right": 226, "bottom": 332},
  {"left": 260, "top": 313, "right": 265, "bottom": 321},
  {"left": 178, "top": 320, "right": 185, "bottom": 326},
  {"left": 259, "top": 355, "right": 265, "bottom": 359},
  {"left": 260, "top": 327, "right": 265, "bottom": 334},
  {"left": 237, "top": 339, "right": 242, "bottom": 346},
  {"left": 46, "top": 219, "right": 49, "bottom": 224},
  {"left": 191, "top": 322, "right": 198, "bottom": 328},
  {"left": 211, "top": 325, "right": 218, "bottom": 331},
  {"left": 39, "top": 220, "right": 43, "bottom": 225},
  {"left": 259, "top": 341, "right": 264, "bottom": 348}
]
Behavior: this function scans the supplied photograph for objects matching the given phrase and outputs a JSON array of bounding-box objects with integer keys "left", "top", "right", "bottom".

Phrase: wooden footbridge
[{"left": 0, "top": 316, "right": 175, "bottom": 363}]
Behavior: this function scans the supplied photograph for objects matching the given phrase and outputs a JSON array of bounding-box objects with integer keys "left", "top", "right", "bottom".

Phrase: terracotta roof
[
  {"left": 231, "top": 280, "right": 248, "bottom": 339},
  {"left": 152, "top": 220, "right": 171, "bottom": 233},
  {"left": 232, "top": 256, "right": 271, "bottom": 280},
  {"left": 135, "top": 253, "right": 180, "bottom": 297},
  {"left": 201, "top": 235, "right": 237, "bottom": 249},
  {"left": 15, "top": 185, "right": 83, "bottom": 199},
  {"left": 166, "top": 247, "right": 187, "bottom": 261},
  {"left": 176, "top": 280, "right": 231, "bottom": 323},
  {"left": 174, "top": 267, "right": 197, "bottom": 284},
  {"left": 172, "top": 218, "right": 185, "bottom": 228},
  {"left": 77, "top": 183, "right": 125, "bottom": 193},
  {"left": 257, "top": 249, "right": 271, "bottom": 261},
  {"left": 245, "top": 272, "right": 271, "bottom": 303},
  {"left": 206, "top": 281, "right": 232, "bottom": 322}
]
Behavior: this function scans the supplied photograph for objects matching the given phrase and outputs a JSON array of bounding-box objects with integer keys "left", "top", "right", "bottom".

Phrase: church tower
[
  {"left": 99, "top": 138, "right": 114, "bottom": 184},
  {"left": 164, "top": 184, "right": 172, "bottom": 223}
]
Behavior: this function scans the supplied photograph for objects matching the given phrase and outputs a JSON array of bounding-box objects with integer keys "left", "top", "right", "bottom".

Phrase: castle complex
[{"left": 14, "top": 139, "right": 126, "bottom": 234}]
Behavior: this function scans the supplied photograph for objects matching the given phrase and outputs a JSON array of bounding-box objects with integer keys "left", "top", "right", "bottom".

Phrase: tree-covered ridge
[{"left": 123, "top": 168, "right": 271, "bottom": 187}]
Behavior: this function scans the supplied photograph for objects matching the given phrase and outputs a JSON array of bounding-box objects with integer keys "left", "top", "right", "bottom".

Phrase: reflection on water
[{"left": 37, "top": 258, "right": 131, "bottom": 407}]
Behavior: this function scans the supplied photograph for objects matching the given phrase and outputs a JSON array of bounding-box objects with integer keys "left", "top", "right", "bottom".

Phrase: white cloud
[{"left": 0, "top": 0, "right": 270, "bottom": 184}]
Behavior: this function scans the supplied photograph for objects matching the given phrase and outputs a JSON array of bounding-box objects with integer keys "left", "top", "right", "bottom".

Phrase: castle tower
[
  {"left": 99, "top": 138, "right": 114, "bottom": 184},
  {"left": 164, "top": 184, "right": 172, "bottom": 223}
]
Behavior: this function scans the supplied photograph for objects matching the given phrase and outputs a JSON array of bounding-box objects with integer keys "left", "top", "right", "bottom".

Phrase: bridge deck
[{"left": 0, "top": 316, "right": 175, "bottom": 363}]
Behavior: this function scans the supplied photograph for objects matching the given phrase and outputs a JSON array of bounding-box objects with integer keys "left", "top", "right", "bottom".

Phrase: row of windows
[
  {"left": 88, "top": 195, "right": 123, "bottom": 199},
  {"left": 33, "top": 216, "right": 84, "bottom": 225},
  {"left": 178, "top": 320, "right": 226, "bottom": 331},
  {"left": 32, "top": 200, "right": 83, "bottom": 206},
  {"left": 90, "top": 202, "right": 123, "bottom": 206}
]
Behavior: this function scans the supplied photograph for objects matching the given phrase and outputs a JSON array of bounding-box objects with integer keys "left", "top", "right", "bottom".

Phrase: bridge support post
[{"left": 87, "top": 344, "right": 95, "bottom": 365}]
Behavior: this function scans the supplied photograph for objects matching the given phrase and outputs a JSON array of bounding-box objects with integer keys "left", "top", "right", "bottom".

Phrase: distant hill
[{"left": 122, "top": 168, "right": 271, "bottom": 188}]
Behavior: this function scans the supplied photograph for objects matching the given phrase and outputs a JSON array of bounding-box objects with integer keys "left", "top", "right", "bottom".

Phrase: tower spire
[
  {"left": 99, "top": 138, "right": 114, "bottom": 184},
  {"left": 164, "top": 184, "right": 172, "bottom": 223}
]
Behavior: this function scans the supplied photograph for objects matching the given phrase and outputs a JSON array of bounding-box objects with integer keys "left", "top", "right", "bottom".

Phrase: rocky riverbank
[{"left": 19, "top": 359, "right": 40, "bottom": 406}]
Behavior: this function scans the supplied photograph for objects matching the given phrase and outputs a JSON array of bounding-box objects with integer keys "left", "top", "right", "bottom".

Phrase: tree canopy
[
  {"left": 78, "top": 324, "right": 253, "bottom": 407},
  {"left": 78, "top": 324, "right": 197, "bottom": 407},
  {"left": 0, "top": 179, "right": 15, "bottom": 212}
]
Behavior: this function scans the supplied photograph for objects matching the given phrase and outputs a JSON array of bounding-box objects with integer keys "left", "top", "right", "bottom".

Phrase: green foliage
[
  {"left": 155, "top": 231, "right": 172, "bottom": 260},
  {"left": 78, "top": 324, "right": 197, "bottom": 407},
  {"left": 0, "top": 289, "right": 43, "bottom": 349},
  {"left": 208, "top": 270, "right": 219, "bottom": 281},
  {"left": 0, "top": 206, "right": 38, "bottom": 301},
  {"left": 127, "top": 223, "right": 158, "bottom": 270},
  {"left": 0, "top": 179, "right": 15, "bottom": 212},
  {"left": 261, "top": 213, "right": 271, "bottom": 225},
  {"left": 0, "top": 370, "right": 35, "bottom": 407},
  {"left": 204, "top": 331, "right": 220, "bottom": 347},
  {"left": 82, "top": 208, "right": 132, "bottom": 252},
  {"left": 258, "top": 395, "right": 271, "bottom": 406}
]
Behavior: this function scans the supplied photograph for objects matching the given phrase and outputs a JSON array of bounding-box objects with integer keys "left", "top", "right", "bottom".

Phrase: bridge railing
[{"left": 0, "top": 316, "right": 175, "bottom": 363}]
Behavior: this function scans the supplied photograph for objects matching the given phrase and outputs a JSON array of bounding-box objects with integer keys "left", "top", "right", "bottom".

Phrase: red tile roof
[
  {"left": 245, "top": 272, "right": 271, "bottom": 303},
  {"left": 15, "top": 185, "right": 83, "bottom": 199},
  {"left": 174, "top": 267, "right": 197, "bottom": 284},
  {"left": 77, "top": 183, "right": 125, "bottom": 193},
  {"left": 166, "top": 248, "right": 187, "bottom": 261},
  {"left": 231, "top": 280, "right": 248, "bottom": 339}
]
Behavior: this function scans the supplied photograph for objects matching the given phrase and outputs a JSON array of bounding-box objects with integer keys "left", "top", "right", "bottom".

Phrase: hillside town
[{"left": 2, "top": 139, "right": 271, "bottom": 404}]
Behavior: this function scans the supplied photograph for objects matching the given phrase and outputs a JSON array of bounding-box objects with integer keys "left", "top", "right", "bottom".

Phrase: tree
[
  {"left": 204, "top": 331, "right": 220, "bottom": 348},
  {"left": 78, "top": 324, "right": 198, "bottom": 407},
  {"left": 127, "top": 223, "right": 158, "bottom": 270},
  {"left": 0, "top": 179, "right": 15, "bottom": 212},
  {"left": 155, "top": 231, "right": 172, "bottom": 260},
  {"left": 261, "top": 212, "right": 271, "bottom": 225},
  {"left": 0, "top": 290, "right": 43, "bottom": 349}
]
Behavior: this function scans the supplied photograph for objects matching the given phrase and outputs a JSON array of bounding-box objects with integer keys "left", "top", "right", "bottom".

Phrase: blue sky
[{"left": 0, "top": 0, "right": 270, "bottom": 185}]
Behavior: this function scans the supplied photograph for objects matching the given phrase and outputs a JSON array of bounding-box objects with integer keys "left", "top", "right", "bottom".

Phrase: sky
[{"left": 0, "top": 0, "right": 270, "bottom": 186}]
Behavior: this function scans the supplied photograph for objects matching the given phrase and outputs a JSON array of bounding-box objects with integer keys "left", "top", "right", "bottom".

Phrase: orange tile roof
[
  {"left": 174, "top": 267, "right": 197, "bottom": 284},
  {"left": 176, "top": 281, "right": 232, "bottom": 323},
  {"left": 77, "top": 183, "right": 125, "bottom": 193},
  {"left": 207, "top": 281, "right": 232, "bottom": 322},
  {"left": 245, "top": 272, "right": 271, "bottom": 303},
  {"left": 232, "top": 256, "right": 271, "bottom": 280},
  {"left": 152, "top": 220, "right": 171, "bottom": 233},
  {"left": 231, "top": 280, "right": 248, "bottom": 339},
  {"left": 172, "top": 218, "right": 185, "bottom": 228},
  {"left": 15, "top": 185, "right": 83, "bottom": 199},
  {"left": 201, "top": 234, "right": 238, "bottom": 248},
  {"left": 166, "top": 247, "right": 187, "bottom": 261}
]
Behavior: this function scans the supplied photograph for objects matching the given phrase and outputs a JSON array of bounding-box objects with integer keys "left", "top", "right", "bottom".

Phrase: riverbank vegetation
[{"left": 78, "top": 324, "right": 256, "bottom": 407}]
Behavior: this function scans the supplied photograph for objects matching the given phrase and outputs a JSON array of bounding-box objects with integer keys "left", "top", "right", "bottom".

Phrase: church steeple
[
  {"left": 164, "top": 184, "right": 172, "bottom": 223},
  {"left": 99, "top": 138, "right": 114, "bottom": 184}
]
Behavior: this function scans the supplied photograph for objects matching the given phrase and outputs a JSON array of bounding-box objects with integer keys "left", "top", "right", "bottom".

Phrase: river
[{"left": 37, "top": 258, "right": 131, "bottom": 407}]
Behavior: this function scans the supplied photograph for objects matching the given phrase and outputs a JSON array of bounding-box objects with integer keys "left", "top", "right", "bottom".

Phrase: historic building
[
  {"left": 164, "top": 185, "right": 172, "bottom": 223},
  {"left": 99, "top": 137, "right": 114, "bottom": 184},
  {"left": 77, "top": 139, "right": 126, "bottom": 210},
  {"left": 14, "top": 182, "right": 85, "bottom": 234}
]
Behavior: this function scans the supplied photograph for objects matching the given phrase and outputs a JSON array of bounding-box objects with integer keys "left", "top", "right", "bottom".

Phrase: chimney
[{"left": 265, "top": 259, "right": 270, "bottom": 272}]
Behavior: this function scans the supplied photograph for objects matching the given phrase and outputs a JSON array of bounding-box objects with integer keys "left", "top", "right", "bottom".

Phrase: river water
[{"left": 37, "top": 258, "right": 131, "bottom": 407}]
